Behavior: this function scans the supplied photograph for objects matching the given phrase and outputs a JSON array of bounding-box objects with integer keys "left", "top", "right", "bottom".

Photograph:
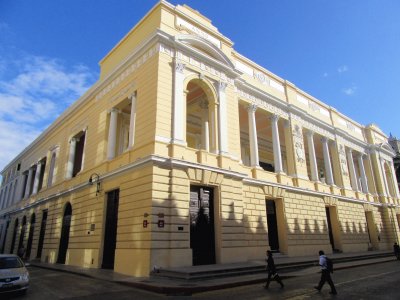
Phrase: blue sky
[{"left": 1, "top": 0, "right": 400, "bottom": 173}]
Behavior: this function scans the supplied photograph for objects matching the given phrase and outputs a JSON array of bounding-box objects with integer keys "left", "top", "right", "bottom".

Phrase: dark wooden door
[
  {"left": 102, "top": 189, "right": 119, "bottom": 269},
  {"left": 266, "top": 200, "right": 279, "bottom": 251},
  {"left": 57, "top": 204, "right": 72, "bottom": 264},
  {"left": 36, "top": 210, "right": 48, "bottom": 259},
  {"left": 190, "top": 186, "right": 215, "bottom": 266}
]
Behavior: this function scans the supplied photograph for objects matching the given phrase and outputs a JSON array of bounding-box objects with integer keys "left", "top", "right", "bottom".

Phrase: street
[{"left": 5, "top": 261, "right": 400, "bottom": 299}]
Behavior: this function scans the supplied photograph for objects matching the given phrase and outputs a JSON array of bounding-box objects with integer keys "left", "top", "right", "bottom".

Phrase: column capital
[
  {"left": 346, "top": 148, "right": 353, "bottom": 154},
  {"left": 175, "top": 61, "right": 186, "bottom": 74},
  {"left": 270, "top": 113, "right": 279, "bottom": 123},
  {"left": 199, "top": 99, "right": 209, "bottom": 110},
  {"left": 321, "top": 136, "right": 329, "bottom": 144},
  {"left": 128, "top": 92, "right": 137, "bottom": 102},
  {"left": 69, "top": 137, "right": 78, "bottom": 144},
  {"left": 108, "top": 107, "right": 121, "bottom": 114},
  {"left": 306, "top": 130, "right": 315, "bottom": 138},
  {"left": 247, "top": 104, "right": 257, "bottom": 113},
  {"left": 218, "top": 81, "right": 227, "bottom": 92}
]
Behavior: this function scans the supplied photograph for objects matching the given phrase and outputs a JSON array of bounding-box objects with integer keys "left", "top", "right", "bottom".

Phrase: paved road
[{"left": 5, "top": 261, "right": 400, "bottom": 299}]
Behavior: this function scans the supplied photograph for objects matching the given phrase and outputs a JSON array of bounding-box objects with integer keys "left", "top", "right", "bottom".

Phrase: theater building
[{"left": 0, "top": 1, "right": 399, "bottom": 277}]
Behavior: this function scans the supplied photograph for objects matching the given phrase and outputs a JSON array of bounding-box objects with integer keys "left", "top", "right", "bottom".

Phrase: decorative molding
[
  {"left": 175, "top": 17, "right": 221, "bottom": 48},
  {"left": 324, "top": 196, "right": 337, "bottom": 206},
  {"left": 263, "top": 185, "right": 286, "bottom": 198},
  {"left": 160, "top": 44, "right": 235, "bottom": 85},
  {"left": 236, "top": 88, "right": 289, "bottom": 119}
]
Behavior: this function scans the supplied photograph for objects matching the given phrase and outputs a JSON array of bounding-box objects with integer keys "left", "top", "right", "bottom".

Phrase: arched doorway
[
  {"left": 57, "top": 203, "right": 72, "bottom": 264},
  {"left": 25, "top": 213, "right": 36, "bottom": 259},
  {"left": 10, "top": 218, "right": 19, "bottom": 254}
]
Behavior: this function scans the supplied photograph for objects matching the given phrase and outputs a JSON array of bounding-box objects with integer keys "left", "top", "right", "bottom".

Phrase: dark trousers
[
  {"left": 317, "top": 269, "right": 336, "bottom": 293},
  {"left": 265, "top": 271, "right": 284, "bottom": 288}
]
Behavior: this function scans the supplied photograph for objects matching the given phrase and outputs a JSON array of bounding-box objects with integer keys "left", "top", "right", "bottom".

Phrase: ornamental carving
[
  {"left": 338, "top": 144, "right": 349, "bottom": 176},
  {"left": 293, "top": 125, "right": 305, "bottom": 164}
]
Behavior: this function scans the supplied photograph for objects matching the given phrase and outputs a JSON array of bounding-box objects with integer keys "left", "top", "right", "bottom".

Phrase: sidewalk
[{"left": 29, "top": 250, "right": 395, "bottom": 296}]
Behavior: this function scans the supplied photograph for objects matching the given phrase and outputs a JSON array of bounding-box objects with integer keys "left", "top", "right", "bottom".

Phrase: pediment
[
  {"left": 175, "top": 34, "right": 235, "bottom": 69},
  {"left": 378, "top": 142, "right": 396, "bottom": 156}
]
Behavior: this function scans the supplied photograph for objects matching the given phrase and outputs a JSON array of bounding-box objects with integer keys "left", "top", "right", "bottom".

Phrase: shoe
[
  {"left": 314, "top": 286, "right": 321, "bottom": 292},
  {"left": 264, "top": 285, "right": 269, "bottom": 289},
  {"left": 329, "top": 291, "right": 337, "bottom": 295},
  {"left": 280, "top": 284, "right": 284, "bottom": 289}
]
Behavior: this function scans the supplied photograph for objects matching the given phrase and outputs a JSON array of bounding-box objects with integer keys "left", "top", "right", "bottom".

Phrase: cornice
[{"left": 2, "top": 154, "right": 394, "bottom": 219}]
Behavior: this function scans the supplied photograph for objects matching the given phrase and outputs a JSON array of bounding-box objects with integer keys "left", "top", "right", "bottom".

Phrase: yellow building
[{"left": 0, "top": 1, "right": 399, "bottom": 277}]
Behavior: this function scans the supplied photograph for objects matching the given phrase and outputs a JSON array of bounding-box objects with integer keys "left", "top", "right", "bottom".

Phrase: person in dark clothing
[
  {"left": 264, "top": 250, "right": 284, "bottom": 289},
  {"left": 393, "top": 242, "right": 400, "bottom": 260},
  {"left": 18, "top": 244, "right": 25, "bottom": 259},
  {"left": 314, "top": 250, "right": 337, "bottom": 295}
]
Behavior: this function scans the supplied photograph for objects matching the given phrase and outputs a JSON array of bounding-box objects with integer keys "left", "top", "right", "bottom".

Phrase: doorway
[
  {"left": 102, "top": 189, "right": 119, "bottom": 269},
  {"left": 57, "top": 203, "right": 72, "bottom": 264},
  {"left": 190, "top": 186, "right": 215, "bottom": 265},
  {"left": 36, "top": 210, "right": 48, "bottom": 259},
  {"left": 266, "top": 200, "right": 280, "bottom": 251}
]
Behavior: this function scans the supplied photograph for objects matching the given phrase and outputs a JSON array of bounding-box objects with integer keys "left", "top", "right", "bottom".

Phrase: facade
[
  {"left": 388, "top": 134, "right": 400, "bottom": 190},
  {"left": 0, "top": 1, "right": 400, "bottom": 277}
]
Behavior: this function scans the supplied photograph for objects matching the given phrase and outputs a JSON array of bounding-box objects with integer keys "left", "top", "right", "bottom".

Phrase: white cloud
[
  {"left": 342, "top": 85, "right": 357, "bottom": 95},
  {"left": 337, "top": 65, "right": 349, "bottom": 73},
  {"left": 0, "top": 55, "right": 96, "bottom": 172}
]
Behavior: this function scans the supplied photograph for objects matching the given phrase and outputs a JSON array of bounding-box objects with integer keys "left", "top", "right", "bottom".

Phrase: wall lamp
[{"left": 88, "top": 173, "right": 101, "bottom": 196}]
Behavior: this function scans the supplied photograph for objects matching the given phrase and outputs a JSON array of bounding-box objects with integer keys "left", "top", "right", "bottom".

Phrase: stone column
[
  {"left": 24, "top": 168, "right": 34, "bottom": 198},
  {"left": 66, "top": 137, "right": 77, "bottom": 179},
  {"left": 247, "top": 104, "right": 259, "bottom": 167},
  {"left": 380, "top": 158, "right": 390, "bottom": 197},
  {"left": 358, "top": 154, "right": 369, "bottom": 194},
  {"left": 128, "top": 93, "right": 137, "bottom": 149},
  {"left": 321, "top": 137, "right": 334, "bottom": 185},
  {"left": 365, "top": 153, "right": 377, "bottom": 195},
  {"left": 389, "top": 161, "right": 400, "bottom": 199},
  {"left": 172, "top": 60, "right": 186, "bottom": 145},
  {"left": 346, "top": 149, "right": 359, "bottom": 191},
  {"left": 271, "top": 114, "right": 283, "bottom": 173},
  {"left": 306, "top": 131, "right": 319, "bottom": 181},
  {"left": 32, "top": 161, "right": 42, "bottom": 195},
  {"left": 107, "top": 108, "right": 119, "bottom": 160},
  {"left": 217, "top": 82, "right": 228, "bottom": 155},
  {"left": 199, "top": 100, "right": 209, "bottom": 151}
]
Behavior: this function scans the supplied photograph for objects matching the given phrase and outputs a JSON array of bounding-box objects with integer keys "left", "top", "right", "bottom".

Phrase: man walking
[
  {"left": 314, "top": 250, "right": 337, "bottom": 295},
  {"left": 393, "top": 242, "right": 400, "bottom": 260},
  {"left": 264, "top": 250, "right": 284, "bottom": 289}
]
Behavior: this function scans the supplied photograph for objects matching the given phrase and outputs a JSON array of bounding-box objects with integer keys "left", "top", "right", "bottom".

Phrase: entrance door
[
  {"left": 190, "top": 186, "right": 215, "bottom": 265},
  {"left": 266, "top": 200, "right": 279, "bottom": 251},
  {"left": 102, "top": 189, "right": 119, "bottom": 269},
  {"left": 57, "top": 203, "right": 72, "bottom": 264},
  {"left": 325, "top": 207, "right": 335, "bottom": 250},
  {"left": 36, "top": 210, "right": 48, "bottom": 259}
]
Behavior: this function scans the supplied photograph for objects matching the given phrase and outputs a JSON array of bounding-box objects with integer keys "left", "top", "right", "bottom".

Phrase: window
[{"left": 47, "top": 152, "right": 57, "bottom": 187}]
